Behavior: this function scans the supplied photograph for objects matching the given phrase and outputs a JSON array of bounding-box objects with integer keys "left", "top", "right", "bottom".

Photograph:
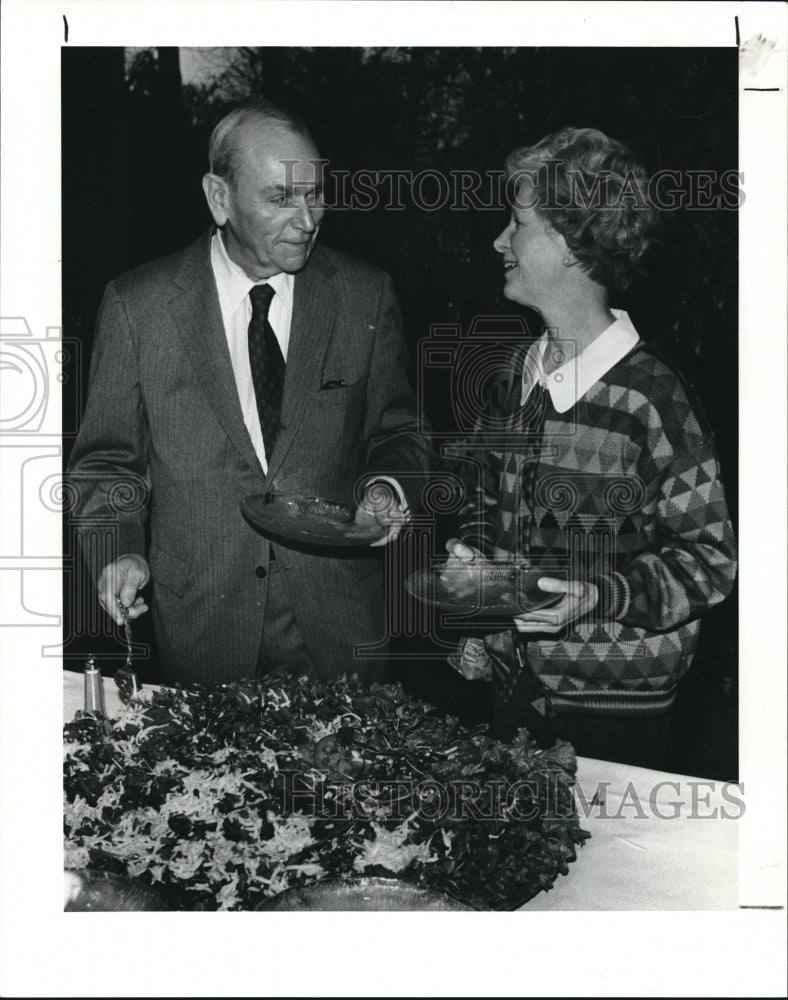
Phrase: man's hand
[
  {"left": 513, "top": 577, "right": 598, "bottom": 634},
  {"left": 355, "top": 481, "right": 410, "bottom": 547},
  {"left": 97, "top": 554, "right": 150, "bottom": 625}
]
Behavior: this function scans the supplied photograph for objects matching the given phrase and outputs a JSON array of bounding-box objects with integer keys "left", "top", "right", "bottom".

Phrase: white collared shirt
[
  {"left": 520, "top": 309, "right": 640, "bottom": 413},
  {"left": 210, "top": 231, "right": 295, "bottom": 471},
  {"left": 210, "top": 232, "right": 410, "bottom": 520}
]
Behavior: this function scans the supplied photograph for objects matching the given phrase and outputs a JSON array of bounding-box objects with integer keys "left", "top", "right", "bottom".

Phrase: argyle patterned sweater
[{"left": 458, "top": 342, "right": 737, "bottom": 716}]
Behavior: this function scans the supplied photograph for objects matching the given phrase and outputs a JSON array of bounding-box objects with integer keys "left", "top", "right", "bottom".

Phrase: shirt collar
[
  {"left": 521, "top": 309, "right": 640, "bottom": 413},
  {"left": 211, "top": 230, "right": 294, "bottom": 313}
]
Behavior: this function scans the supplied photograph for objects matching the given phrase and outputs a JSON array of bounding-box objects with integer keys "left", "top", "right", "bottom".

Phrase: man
[{"left": 67, "top": 101, "right": 430, "bottom": 686}]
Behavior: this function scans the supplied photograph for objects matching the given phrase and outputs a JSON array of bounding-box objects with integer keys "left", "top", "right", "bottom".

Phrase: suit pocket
[
  {"left": 316, "top": 375, "right": 367, "bottom": 407},
  {"left": 341, "top": 556, "right": 381, "bottom": 581},
  {"left": 149, "top": 541, "right": 191, "bottom": 598}
]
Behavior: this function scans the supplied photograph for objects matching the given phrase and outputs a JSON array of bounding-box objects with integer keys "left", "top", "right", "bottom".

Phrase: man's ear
[{"left": 202, "top": 173, "right": 230, "bottom": 226}]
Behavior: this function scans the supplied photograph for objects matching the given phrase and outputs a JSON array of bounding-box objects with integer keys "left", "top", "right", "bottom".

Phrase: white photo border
[{"left": 1, "top": 2, "right": 785, "bottom": 997}]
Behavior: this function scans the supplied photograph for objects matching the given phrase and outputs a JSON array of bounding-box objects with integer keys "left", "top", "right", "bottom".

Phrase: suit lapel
[
  {"left": 168, "top": 232, "right": 266, "bottom": 480},
  {"left": 265, "top": 250, "right": 337, "bottom": 482}
]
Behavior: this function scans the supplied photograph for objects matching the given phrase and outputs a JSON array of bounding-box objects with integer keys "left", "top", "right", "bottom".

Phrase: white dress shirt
[
  {"left": 520, "top": 309, "right": 640, "bottom": 412},
  {"left": 210, "top": 231, "right": 410, "bottom": 519},
  {"left": 211, "top": 231, "right": 294, "bottom": 472}
]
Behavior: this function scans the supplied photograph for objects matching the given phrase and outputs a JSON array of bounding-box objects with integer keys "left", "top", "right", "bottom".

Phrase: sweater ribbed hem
[{"left": 542, "top": 688, "right": 679, "bottom": 717}]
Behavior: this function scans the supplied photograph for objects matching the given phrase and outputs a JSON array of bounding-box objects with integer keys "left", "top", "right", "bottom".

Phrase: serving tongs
[{"left": 114, "top": 599, "right": 142, "bottom": 704}]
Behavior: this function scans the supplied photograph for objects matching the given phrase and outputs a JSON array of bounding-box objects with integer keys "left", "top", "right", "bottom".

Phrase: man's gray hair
[{"left": 208, "top": 100, "right": 311, "bottom": 186}]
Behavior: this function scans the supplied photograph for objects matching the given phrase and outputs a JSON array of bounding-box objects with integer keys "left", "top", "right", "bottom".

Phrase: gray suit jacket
[{"left": 67, "top": 231, "right": 431, "bottom": 684}]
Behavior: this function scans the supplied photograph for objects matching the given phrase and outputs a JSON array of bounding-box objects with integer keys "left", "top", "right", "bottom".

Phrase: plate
[
  {"left": 255, "top": 877, "right": 474, "bottom": 911},
  {"left": 240, "top": 493, "right": 386, "bottom": 547},
  {"left": 64, "top": 869, "right": 169, "bottom": 911},
  {"left": 405, "top": 562, "right": 564, "bottom": 616}
]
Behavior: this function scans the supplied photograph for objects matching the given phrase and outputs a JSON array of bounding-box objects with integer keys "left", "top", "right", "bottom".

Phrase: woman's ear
[
  {"left": 555, "top": 232, "right": 578, "bottom": 268},
  {"left": 202, "top": 173, "right": 230, "bottom": 227}
]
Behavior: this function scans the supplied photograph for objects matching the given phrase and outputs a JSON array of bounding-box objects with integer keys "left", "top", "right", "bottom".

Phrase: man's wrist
[{"left": 362, "top": 476, "right": 411, "bottom": 520}]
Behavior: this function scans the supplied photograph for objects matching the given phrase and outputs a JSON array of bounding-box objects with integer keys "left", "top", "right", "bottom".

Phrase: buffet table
[{"left": 63, "top": 669, "right": 738, "bottom": 911}]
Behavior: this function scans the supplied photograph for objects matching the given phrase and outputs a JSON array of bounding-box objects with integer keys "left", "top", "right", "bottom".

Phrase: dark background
[{"left": 62, "top": 47, "right": 739, "bottom": 778}]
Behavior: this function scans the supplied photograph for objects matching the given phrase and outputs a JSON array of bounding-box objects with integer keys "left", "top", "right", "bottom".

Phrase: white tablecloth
[
  {"left": 63, "top": 669, "right": 739, "bottom": 910},
  {"left": 526, "top": 755, "right": 738, "bottom": 910}
]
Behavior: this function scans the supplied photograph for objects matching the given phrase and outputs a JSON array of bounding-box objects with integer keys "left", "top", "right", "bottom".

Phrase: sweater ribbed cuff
[
  {"left": 458, "top": 531, "right": 493, "bottom": 559},
  {"left": 592, "top": 571, "right": 630, "bottom": 621}
]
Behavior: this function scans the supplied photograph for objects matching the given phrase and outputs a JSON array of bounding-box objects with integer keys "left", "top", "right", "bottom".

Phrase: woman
[{"left": 446, "top": 127, "right": 737, "bottom": 768}]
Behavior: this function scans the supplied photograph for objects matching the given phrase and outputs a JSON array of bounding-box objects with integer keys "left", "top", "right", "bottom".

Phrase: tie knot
[{"left": 249, "top": 283, "right": 275, "bottom": 318}]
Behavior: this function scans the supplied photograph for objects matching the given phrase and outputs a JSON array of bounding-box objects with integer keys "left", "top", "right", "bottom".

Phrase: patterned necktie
[{"left": 248, "top": 283, "right": 285, "bottom": 463}]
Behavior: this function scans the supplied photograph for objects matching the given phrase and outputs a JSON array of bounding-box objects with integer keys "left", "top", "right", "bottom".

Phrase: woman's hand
[
  {"left": 444, "top": 538, "right": 486, "bottom": 567},
  {"left": 439, "top": 538, "right": 489, "bottom": 595},
  {"left": 513, "top": 577, "right": 598, "bottom": 634}
]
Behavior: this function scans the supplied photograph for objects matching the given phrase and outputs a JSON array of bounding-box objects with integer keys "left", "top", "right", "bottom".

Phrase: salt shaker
[{"left": 84, "top": 653, "right": 107, "bottom": 716}]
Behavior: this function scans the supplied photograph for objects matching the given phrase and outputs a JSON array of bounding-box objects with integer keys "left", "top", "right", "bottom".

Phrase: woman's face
[{"left": 493, "top": 186, "right": 568, "bottom": 312}]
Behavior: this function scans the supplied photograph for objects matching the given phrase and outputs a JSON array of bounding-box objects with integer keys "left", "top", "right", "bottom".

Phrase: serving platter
[
  {"left": 405, "top": 562, "right": 563, "bottom": 617},
  {"left": 240, "top": 493, "right": 386, "bottom": 547},
  {"left": 64, "top": 674, "right": 590, "bottom": 911},
  {"left": 256, "top": 876, "right": 474, "bottom": 911},
  {"left": 64, "top": 869, "right": 168, "bottom": 911}
]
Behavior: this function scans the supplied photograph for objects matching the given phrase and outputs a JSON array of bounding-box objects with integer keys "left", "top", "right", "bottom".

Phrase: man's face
[{"left": 205, "top": 121, "right": 326, "bottom": 280}]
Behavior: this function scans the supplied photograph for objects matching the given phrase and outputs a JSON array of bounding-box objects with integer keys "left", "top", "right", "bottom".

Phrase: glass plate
[
  {"left": 64, "top": 869, "right": 168, "bottom": 911},
  {"left": 240, "top": 493, "right": 386, "bottom": 547},
  {"left": 255, "top": 876, "right": 474, "bottom": 911},
  {"left": 405, "top": 562, "right": 563, "bottom": 616}
]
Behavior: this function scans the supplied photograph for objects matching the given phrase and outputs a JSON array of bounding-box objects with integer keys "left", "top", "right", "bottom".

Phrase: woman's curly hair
[{"left": 504, "top": 127, "right": 662, "bottom": 294}]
